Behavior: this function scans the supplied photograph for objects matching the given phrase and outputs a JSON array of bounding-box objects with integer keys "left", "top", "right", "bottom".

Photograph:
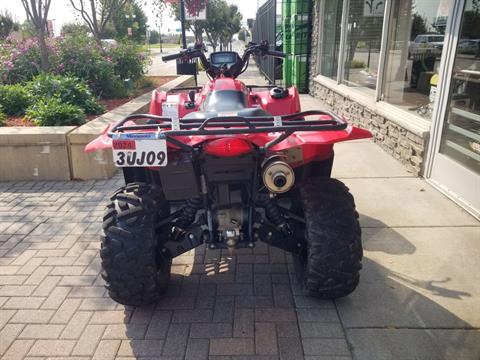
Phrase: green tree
[
  {"left": 411, "top": 13, "right": 428, "bottom": 41},
  {"left": 461, "top": 11, "right": 480, "bottom": 39},
  {"left": 169, "top": 0, "right": 242, "bottom": 51},
  {"left": 20, "top": 20, "right": 36, "bottom": 38},
  {"left": 149, "top": 29, "right": 160, "bottom": 44},
  {"left": 69, "top": 0, "right": 129, "bottom": 45},
  {"left": 0, "top": 11, "right": 19, "bottom": 39},
  {"left": 60, "top": 22, "right": 90, "bottom": 36},
  {"left": 238, "top": 28, "right": 250, "bottom": 42},
  {"left": 169, "top": 0, "right": 204, "bottom": 43},
  {"left": 219, "top": 3, "right": 242, "bottom": 50},
  {"left": 20, "top": 0, "right": 52, "bottom": 71},
  {"left": 473, "top": 0, "right": 480, "bottom": 13},
  {"left": 112, "top": 0, "right": 148, "bottom": 42}
]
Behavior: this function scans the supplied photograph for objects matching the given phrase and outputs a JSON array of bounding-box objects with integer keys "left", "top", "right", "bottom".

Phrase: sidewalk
[
  {"left": 302, "top": 95, "right": 480, "bottom": 359},
  {"left": 0, "top": 79, "right": 479, "bottom": 359}
]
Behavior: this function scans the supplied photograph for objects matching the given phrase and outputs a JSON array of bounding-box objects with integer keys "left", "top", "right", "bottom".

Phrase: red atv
[{"left": 86, "top": 41, "right": 371, "bottom": 306}]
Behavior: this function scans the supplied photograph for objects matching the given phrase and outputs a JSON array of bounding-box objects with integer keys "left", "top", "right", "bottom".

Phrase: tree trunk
[
  {"left": 38, "top": 30, "right": 49, "bottom": 71},
  {"left": 205, "top": 32, "right": 216, "bottom": 51},
  {"left": 194, "top": 24, "right": 203, "bottom": 42},
  {"left": 94, "top": 35, "right": 103, "bottom": 47}
]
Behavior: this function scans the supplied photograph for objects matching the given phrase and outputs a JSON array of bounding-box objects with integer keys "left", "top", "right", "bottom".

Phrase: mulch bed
[{"left": 4, "top": 76, "right": 177, "bottom": 127}]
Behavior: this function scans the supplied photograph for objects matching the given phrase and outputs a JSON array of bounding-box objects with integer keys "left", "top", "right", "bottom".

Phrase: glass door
[{"left": 428, "top": 0, "right": 480, "bottom": 217}]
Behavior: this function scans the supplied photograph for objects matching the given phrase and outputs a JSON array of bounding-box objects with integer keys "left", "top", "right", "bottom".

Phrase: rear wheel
[
  {"left": 295, "top": 178, "right": 362, "bottom": 298},
  {"left": 100, "top": 183, "right": 171, "bottom": 306}
]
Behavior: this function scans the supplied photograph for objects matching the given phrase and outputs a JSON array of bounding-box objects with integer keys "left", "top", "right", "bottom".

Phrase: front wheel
[
  {"left": 100, "top": 183, "right": 171, "bottom": 306},
  {"left": 295, "top": 178, "right": 363, "bottom": 299}
]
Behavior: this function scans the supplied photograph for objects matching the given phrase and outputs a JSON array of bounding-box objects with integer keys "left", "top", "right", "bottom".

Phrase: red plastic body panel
[
  {"left": 250, "top": 86, "right": 301, "bottom": 115},
  {"left": 86, "top": 77, "right": 372, "bottom": 165}
]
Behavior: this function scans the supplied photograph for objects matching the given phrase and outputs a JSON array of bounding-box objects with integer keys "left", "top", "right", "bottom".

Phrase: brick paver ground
[{"left": 0, "top": 175, "right": 351, "bottom": 360}]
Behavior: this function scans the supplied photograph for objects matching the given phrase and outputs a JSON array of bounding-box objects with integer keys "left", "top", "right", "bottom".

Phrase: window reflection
[
  {"left": 383, "top": 0, "right": 451, "bottom": 120},
  {"left": 343, "top": 0, "right": 385, "bottom": 91},
  {"left": 320, "top": 0, "right": 343, "bottom": 79},
  {"left": 439, "top": 0, "right": 480, "bottom": 174}
]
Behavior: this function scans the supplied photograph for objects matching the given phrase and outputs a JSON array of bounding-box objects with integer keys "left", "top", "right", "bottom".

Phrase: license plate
[{"left": 112, "top": 139, "right": 168, "bottom": 167}]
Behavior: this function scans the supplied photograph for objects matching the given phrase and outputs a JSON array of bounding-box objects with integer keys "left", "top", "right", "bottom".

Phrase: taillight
[{"left": 203, "top": 138, "right": 252, "bottom": 157}]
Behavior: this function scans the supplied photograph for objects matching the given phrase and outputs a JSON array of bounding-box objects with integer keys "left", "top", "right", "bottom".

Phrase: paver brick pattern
[{"left": 0, "top": 176, "right": 352, "bottom": 359}]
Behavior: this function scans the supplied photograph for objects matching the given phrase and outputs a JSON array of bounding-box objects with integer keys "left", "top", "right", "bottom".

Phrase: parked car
[
  {"left": 458, "top": 39, "right": 480, "bottom": 55},
  {"left": 188, "top": 42, "right": 208, "bottom": 53},
  {"left": 409, "top": 34, "right": 444, "bottom": 59}
]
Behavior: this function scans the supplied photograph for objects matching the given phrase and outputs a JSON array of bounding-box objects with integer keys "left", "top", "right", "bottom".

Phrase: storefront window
[
  {"left": 343, "top": 0, "right": 385, "bottom": 91},
  {"left": 439, "top": 0, "right": 480, "bottom": 173},
  {"left": 383, "top": 0, "right": 452, "bottom": 120},
  {"left": 319, "top": 0, "right": 343, "bottom": 79}
]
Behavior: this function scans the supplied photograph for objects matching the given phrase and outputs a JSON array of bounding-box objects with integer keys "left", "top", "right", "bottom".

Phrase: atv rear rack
[{"left": 108, "top": 110, "right": 348, "bottom": 151}]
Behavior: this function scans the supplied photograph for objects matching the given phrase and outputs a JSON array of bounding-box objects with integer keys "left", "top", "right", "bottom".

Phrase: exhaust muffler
[{"left": 262, "top": 158, "right": 295, "bottom": 194}]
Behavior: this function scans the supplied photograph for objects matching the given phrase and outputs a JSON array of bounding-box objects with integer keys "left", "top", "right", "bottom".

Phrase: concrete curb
[{"left": 0, "top": 127, "right": 76, "bottom": 181}]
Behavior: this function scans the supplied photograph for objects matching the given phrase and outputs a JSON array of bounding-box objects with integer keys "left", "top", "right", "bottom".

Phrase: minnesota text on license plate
[{"left": 112, "top": 139, "right": 168, "bottom": 167}]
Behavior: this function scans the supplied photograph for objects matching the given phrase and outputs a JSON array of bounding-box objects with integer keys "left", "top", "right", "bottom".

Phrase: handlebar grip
[
  {"left": 266, "top": 50, "right": 286, "bottom": 58},
  {"left": 162, "top": 52, "right": 183, "bottom": 62}
]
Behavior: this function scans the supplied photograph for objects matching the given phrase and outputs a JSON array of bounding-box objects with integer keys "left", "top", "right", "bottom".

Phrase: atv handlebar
[
  {"left": 265, "top": 50, "right": 286, "bottom": 58},
  {"left": 162, "top": 41, "right": 286, "bottom": 79},
  {"left": 161, "top": 52, "right": 183, "bottom": 61}
]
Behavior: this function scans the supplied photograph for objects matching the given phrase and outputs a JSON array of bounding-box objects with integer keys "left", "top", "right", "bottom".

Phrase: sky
[
  {"left": 2, "top": 0, "right": 466, "bottom": 36},
  {"left": 0, "top": 0, "right": 264, "bottom": 35}
]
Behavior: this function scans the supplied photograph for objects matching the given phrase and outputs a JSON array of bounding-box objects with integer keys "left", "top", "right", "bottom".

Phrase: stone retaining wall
[{"left": 309, "top": 81, "right": 427, "bottom": 175}]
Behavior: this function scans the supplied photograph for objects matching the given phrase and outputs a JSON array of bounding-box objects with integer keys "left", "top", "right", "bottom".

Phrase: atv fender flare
[{"left": 84, "top": 124, "right": 112, "bottom": 153}]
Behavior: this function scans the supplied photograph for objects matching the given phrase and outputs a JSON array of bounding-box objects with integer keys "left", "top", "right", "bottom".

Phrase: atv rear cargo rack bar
[
  {"left": 166, "top": 86, "right": 203, "bottom": 94},
  {"left": 108, "top": 110, "right": 348, "bottom": 151},
  {"left": 246, "top": 85, "right": 277, "bottom": 90}
]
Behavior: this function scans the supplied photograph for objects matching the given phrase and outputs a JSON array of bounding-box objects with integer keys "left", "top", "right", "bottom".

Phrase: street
[{"left": 147, "top": 39, "right": 247, "bottom": 78}]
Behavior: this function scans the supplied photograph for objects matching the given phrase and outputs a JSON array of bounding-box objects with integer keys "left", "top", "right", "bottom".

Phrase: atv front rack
[{"left": 108, "top": 110, "right": 348, "bottom": 151}]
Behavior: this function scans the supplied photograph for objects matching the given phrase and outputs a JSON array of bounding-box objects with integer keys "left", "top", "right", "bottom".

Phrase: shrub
[
  {"left": 60, "top": 23, "right": 90, "bottom": 36},
  {"left": 54, "top": 34, "right": 126, "bottom": 98},
  {"left": 351, "top": 59, "right": 367, "bottom": 69},
  {"left": 26, "top": 98, "right": 86, "bottom": 126},
  {"left": 0, "top": 106, "right": 6, "bottom": 126},
  {"left": 357, "top": 41, "right": 367, "bottom": 49},
  {"left": 0, "top": 34, "right": 149, "bottom": 99},
  {"left": 0, "top": 84, "right": 31, "bottom": 116},
  {"left": 108, "top": 42, "right": 150, "bottom": 82},
  {"left": 27, "top": 74, "right": 104, "bottom": 115},
  {"left": 0, "top": 38, "right": 43, "bottom": 84}
]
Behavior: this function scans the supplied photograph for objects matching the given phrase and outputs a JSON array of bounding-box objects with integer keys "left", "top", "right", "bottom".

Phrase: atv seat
[
  {"left": 183, "top": 107, "right": 271, "bottom": 120},
  {"left": 183, "top": 89, "right": 272, "bottom": 120}
]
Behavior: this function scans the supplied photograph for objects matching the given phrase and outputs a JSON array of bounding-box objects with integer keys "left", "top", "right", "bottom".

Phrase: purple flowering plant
[{"left": 0, "top": 34, "right": 149, "bottom": 99}]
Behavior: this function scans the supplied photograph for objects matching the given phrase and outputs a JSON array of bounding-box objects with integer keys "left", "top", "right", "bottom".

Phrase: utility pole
[
  {"left": 159, "top": 28, "right": 163, "bottom": 53},
  {"left": 158, "top": 16, "right": 163, "bottom": 53},
  {"left": 179, "top": 0, "right": 187, "bottom": 49}
]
